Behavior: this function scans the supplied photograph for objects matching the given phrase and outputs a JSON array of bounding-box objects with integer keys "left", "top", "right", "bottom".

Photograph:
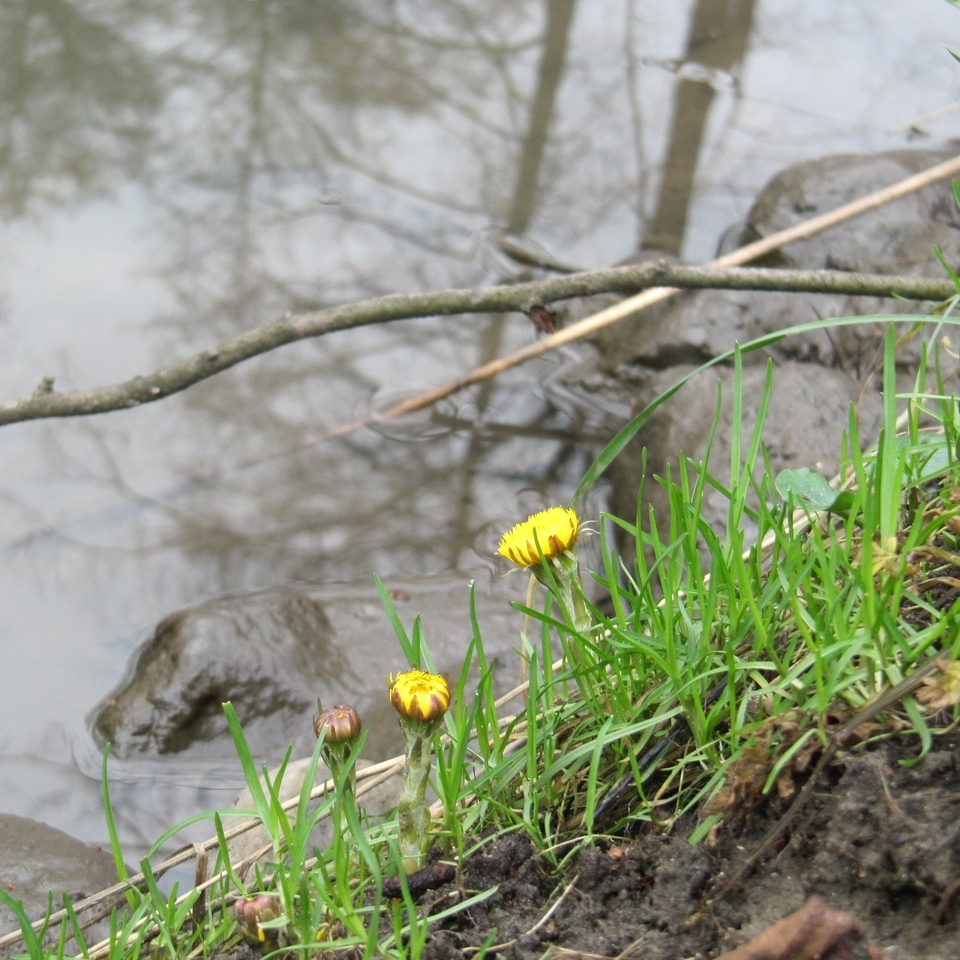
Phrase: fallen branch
[
  {"left": 342, "top": 150, "right": 960, "bottom": 437},
  {"left": 0, "top": 264, "right": 954, "bottom": 428}
]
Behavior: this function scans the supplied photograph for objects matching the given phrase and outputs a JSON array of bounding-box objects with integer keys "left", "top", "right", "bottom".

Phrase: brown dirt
[{"left": 411, "top": 731, "right": 960, "bottom": 960}]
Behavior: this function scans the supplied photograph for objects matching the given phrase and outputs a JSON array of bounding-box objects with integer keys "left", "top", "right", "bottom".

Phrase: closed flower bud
[
  {"left": 235, "top": 894, "right": 280, "bottom": 942},
  {"left": 313, "top": 703, "right": 362, "bottom": 745},
  {"left": 388, "top": 669, "right": 450, "bottom": 723}
]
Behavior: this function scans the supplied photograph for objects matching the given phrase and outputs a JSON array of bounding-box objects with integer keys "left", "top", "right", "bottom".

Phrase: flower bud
[
  {"left": 235, "top": 894, "right": 280, "bottom": 942},
  {"left": 388, "top": 669, "right": 450, "bottom": 723},
  {"left": 313, "top": 703, "right": 362, "bottom": 745}
]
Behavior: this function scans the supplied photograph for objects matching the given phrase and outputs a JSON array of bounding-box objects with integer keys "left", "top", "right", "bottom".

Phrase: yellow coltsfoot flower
[
  {"left": 388, "top": 667, "right": 450, "bottom": 872},
  {"left": 389, "top": 669, "right": 451, "bottom": 723},
  {"left": 498, "top": 506, "right": 593, "bottom": 664},
  {"left": 497, "top": 506, "right": 580, "bottom": 569}
]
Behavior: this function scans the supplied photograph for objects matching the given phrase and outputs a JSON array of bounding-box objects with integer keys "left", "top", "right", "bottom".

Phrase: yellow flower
[
  {"left": 498, "top": 506, "right": 580, "bottom": 568},
  {"left": 389, "top": 669, "right": 450, "bottom": 723}
]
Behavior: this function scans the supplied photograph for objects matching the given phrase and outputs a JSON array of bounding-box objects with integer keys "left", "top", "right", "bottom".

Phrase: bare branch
[{"left": 1, "top": 263, "right": 954, "bottom": 428}]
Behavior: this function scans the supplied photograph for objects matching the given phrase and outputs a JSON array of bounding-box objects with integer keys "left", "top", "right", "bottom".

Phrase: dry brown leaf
[
  {"left": 703, "top": 712, "right": 820, "bottom": 825},
  {"left": 714, "top": 895, "right": 859, "bottom": 960},
  {"left": 916, "top": 660, "right": 960, "bottom": 711},
  {"left": 541, "top": 948, "right": 611, "bottom": 960}
]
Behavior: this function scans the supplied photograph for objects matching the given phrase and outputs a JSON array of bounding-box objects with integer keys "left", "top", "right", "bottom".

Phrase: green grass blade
[
  {"left": 375, "top": 573, "right": 417, "bottom": 664},
  {"left": 100, "top": 743, "right": 139, "bottom": 912},
  {"left": 0, "top": 888, "right": 46, "bottom": 960},
  {"left": 222, "top": 702, "right": 269, "bottom": 818}
]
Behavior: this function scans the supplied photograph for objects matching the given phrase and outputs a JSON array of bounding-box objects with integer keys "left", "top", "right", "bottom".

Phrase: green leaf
[
  {"left": 775, "top": 467, "right": 841, "bottom": 511},
  {"left": 222, "top": 702, "right": 270, "bottom": 822},
  {"left": 374, "top": 574, "right": 417, "bottom": 665}
]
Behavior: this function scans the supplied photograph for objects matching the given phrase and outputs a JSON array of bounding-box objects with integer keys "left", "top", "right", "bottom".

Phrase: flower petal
[
  {"left": 389, "top": 669, "right": 451, "bottom": 722},
  {"left": 497, "top": 506, "right": 580, "bottom": 568}
]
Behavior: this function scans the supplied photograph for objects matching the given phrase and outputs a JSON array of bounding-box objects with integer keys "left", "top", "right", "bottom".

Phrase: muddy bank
[{"left": 417, "top": 733, "right": 960, "bottom": 960}]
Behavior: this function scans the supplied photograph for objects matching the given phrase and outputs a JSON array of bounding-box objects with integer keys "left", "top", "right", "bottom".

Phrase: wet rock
[
  {"left": 93, "top": 590, "right": 344, "bottom": 760},
  {"left": 552, "top": 149, "right": 960, "bottom": 539},
  {"left": 609, "top": 362, "right": 884, "bottom": 542},
  {"left": 593, "top": 149, "right": 960, "bottom": 371},
  {"left": 92, "top": 573, "right": 525, "bottom": 762},
  {"left": 0, "top": 815, "right": 118, "bottom": 947}
]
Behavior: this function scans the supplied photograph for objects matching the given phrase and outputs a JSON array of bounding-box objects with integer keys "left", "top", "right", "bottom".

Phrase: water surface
[{"left": 0, "top": 0, "right": 957, "bottom": 859}]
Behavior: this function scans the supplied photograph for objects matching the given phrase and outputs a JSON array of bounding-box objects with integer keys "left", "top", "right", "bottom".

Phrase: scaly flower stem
[
  {"left": 551, "top": 553, "right": 592, "bottom": 634},
  {"left": 535, "top": 552, "right": 593, "bottom": 670},
  {"left": 541, "top": 553, "right": 606, "bottom": 708},
  {"left": 324, "top": 747, "right": 358, "bottom": 840},
  {"left": 397, "top": 730, "right": 433, "bottom": 872}
]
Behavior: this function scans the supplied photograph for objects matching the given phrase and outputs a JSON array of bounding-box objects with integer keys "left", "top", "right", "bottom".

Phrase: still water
[{"left": 0, "top": 1, "right": 957, "bottom": 860}]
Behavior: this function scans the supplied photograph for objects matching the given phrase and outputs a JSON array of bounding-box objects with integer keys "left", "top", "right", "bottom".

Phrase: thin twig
[
  {"left": 340, "top": 150, "right": 960, "bottom": 439},
  {"left": 0, "top": 267, "right": 957, "bottom": 430},
  {"left": 922, "top": 872, "right": 960, "bottom": 936}
]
